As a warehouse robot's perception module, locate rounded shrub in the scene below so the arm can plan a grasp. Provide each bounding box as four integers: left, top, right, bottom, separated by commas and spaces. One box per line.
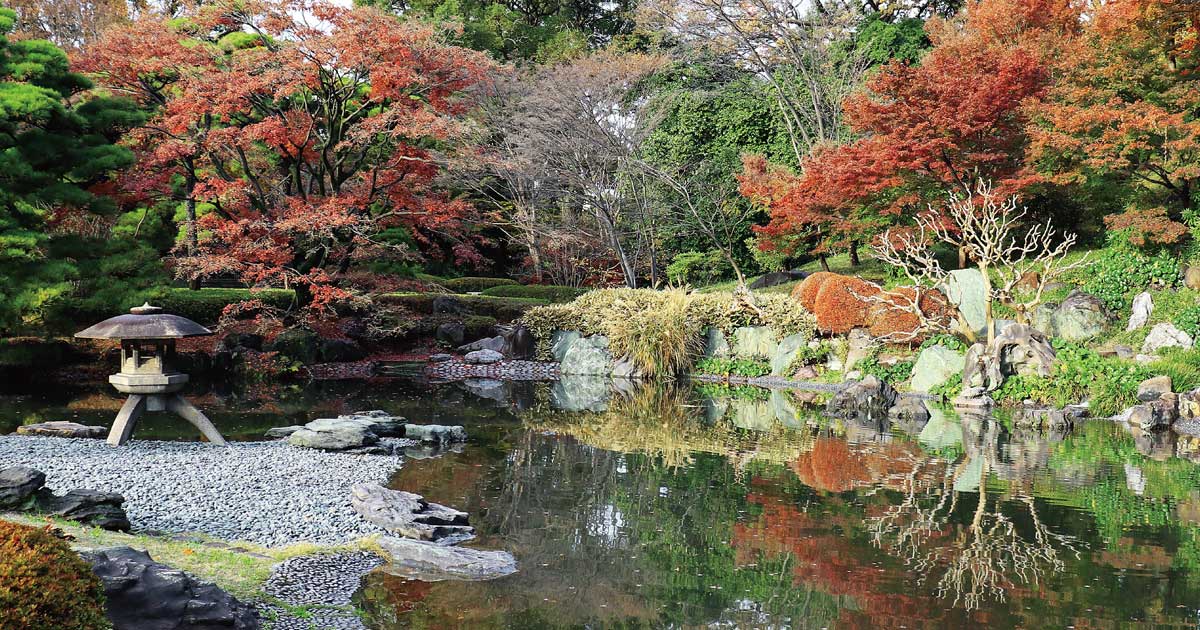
480, 284, 587, 303
440, 277, 518, 293
867, 287, 949, 343
792, 271, 837, 312
0, 520, 111, 630
811, 275, 881, 334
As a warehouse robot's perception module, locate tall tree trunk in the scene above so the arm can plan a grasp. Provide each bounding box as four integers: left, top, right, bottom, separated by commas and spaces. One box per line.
849, 241, 861, 267
819, 254, 830, 272
183, 159, 200, 291
958, 246, 968, 269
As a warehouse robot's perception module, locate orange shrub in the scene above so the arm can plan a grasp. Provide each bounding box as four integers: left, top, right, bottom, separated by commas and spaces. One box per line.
0, 520, 110, 630
791, 439, 870, 493
792, 271, 837, 312
867, 287, 950, 343
811, 274, 881, 334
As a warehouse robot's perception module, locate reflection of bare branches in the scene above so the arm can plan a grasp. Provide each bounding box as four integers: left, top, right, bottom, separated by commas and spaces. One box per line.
868, 418, 1083, 611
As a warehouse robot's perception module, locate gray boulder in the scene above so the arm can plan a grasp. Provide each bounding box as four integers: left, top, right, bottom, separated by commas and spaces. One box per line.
432, 295, 467, 315
404, 424, 467, 445
610, 355, 645, 379
1128, 292, 1154, 331
559, 335, 613, 375
769, 333, 809, 377
732, 326, 778, 359
459, 336, 506, 354
1138, 375, 1173, 402
844, 328, 874, 372
702, 327, 731, 359
963, 323, 1056, 392
940, 269, 988, 338
826, 375, 897, 418
1011, 407, 1072, 431
428, 353, 454, 363
550, 330, 582, 362
350, 483, 473, 543
1142, 322, 1194, 354
1043, 290, 1112, 341
85, 547, 259, 630
436, 322, 465, 346
264, 425, 303, 438
1128, 394, 1178, 431
497, 325, 535, 360
286, 412, 403, 451
0, 466, 45, 509
888, 397, 931, 426
15, 421, 106, 439
464, 349, 504, 365
37, 489, 130, 532
749, 270, 806, 289
375, 536, 517, 581
909, 344, 966, 392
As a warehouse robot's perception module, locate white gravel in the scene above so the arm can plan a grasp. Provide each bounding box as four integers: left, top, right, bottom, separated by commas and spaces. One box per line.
0, 436, 407, 547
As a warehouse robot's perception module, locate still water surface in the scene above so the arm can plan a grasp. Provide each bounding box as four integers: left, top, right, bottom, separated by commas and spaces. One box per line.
4, 378, 1200, 629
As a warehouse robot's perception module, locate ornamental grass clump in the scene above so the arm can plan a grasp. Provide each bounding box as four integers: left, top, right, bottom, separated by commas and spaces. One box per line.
0, 520, 111, 630
609, 290, 703, 378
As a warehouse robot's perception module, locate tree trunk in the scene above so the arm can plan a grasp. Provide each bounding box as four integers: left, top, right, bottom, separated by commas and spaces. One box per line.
819, 254, 830, 272
849, 241, 861, 267
184, 159, 200, 291
980, 262, 994, 344
958, 246, 968, 269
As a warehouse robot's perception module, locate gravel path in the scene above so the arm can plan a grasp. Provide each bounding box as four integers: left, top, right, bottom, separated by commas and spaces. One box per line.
258, 552, 384, 630
0, 436, 406, 547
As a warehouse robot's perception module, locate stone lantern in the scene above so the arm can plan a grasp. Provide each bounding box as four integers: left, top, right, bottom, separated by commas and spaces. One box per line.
75, 303, 228, 446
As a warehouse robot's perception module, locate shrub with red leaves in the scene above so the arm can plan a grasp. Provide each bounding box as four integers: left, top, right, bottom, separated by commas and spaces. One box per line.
867, 287, 950, 343
792, 271, 838, 312
811, 274, 881, 334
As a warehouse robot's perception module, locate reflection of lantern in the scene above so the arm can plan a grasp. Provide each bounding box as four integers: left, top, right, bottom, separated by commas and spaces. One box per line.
75, 303, 228, 446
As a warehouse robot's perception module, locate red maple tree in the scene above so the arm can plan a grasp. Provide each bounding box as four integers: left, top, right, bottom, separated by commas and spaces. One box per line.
78, 0, 495, 312
742, 0, 1080, 260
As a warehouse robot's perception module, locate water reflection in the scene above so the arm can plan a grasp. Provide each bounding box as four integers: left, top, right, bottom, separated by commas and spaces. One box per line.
360, 379, 1200, 628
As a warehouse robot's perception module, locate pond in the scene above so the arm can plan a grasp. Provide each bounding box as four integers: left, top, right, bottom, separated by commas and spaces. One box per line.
5, 377, 1200, 628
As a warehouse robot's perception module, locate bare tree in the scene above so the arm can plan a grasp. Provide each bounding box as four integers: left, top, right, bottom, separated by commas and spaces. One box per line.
507, 52, 670, 288
870, 180, 1088, 344
639, 0, 868, 164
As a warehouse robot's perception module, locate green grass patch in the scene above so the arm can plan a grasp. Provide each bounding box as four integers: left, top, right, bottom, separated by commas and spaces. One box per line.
439, 277, 518, 293
480, 284, 588, 303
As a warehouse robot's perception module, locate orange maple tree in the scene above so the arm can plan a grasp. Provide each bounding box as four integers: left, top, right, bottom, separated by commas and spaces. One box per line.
1026, 0, 1200, 237
741, 0, 1080, 260
78, 0, 494, 312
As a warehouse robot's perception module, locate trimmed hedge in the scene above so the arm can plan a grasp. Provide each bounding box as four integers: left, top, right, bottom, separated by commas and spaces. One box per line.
151, 288, 296, 326
793, 271, 837, 312
376, 292, 547, 321
0, 520, 111, 630
811, 274, 881, 334
440, 277, 519, 293
480, 284, 588, 303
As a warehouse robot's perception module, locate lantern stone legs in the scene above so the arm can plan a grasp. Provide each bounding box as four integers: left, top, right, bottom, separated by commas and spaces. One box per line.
107, 372, 227, 447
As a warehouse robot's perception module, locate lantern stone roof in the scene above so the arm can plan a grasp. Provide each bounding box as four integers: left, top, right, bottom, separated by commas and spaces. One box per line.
74, 303, 213, 340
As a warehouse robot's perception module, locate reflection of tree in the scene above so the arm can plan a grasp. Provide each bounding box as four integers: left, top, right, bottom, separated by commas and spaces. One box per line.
868, 415, 1082, 611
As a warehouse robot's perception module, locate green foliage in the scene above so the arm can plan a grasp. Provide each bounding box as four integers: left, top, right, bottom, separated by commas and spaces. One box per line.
930, 372, 962, 399
694, 382, 771, 401
855, 14, 930, 65
695, 357, 771, 378
855, 355, 914, 385
918, 333, 968, 353
440, 277, 519, 293
151, 288, 297, 326
994, 340, 1147, 416
1078, 243, 1180, 311
666, 250, 734, 286
480, 284, 587, 303
0, 520, 111, 630
1173, 305, 1200, 339
0, 14, 142, 332
613, 290, 704, 378
1145, 347, 1200, 393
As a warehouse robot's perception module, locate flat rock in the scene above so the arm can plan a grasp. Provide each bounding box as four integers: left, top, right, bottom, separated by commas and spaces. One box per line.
375, 536, 517, 581
0, 466, 45, 509
287, 411, 406, 451
458, 336, 506, 354
350, 483, 473, 543
404, 424, 467, 445
86, 547, 259, 630
429, 353, 454, 363
15, 421, 106, 439
1138, 375, 1173, 402
1143, 322, 1194, 355
37, 488, 130, 531
265, 425, 304, 438
464, 349, 504, 365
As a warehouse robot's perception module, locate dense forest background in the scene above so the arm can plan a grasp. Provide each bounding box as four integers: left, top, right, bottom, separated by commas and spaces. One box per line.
2, 0, 1197, 333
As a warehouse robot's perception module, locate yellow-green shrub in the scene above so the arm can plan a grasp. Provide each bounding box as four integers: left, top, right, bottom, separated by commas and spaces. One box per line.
520, 288, 816, 375
0, 520, 111, 630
